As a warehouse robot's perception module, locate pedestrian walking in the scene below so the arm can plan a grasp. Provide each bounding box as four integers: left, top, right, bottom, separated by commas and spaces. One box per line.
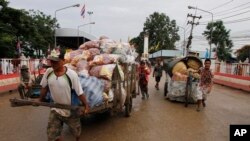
18, 65, 32, 99
138, 60, 151, 100
163, 60, 170, 97
163, 73, 170, 97
197, 58, 213, 112
153, 61, 163, 90
39, 49, 89, 141
38, 59, 44, 70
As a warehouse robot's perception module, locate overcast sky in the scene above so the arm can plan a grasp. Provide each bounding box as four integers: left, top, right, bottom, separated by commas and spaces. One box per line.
8, 0, 250, 51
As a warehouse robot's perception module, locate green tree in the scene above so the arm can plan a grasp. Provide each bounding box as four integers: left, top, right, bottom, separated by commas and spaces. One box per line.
0, 0, 8, 8
23, 10, 55, 58
0, 1, 56, 58
203, 20, 233, 61
0, 6, 30, 57
235, 45, 250, 62
130, 36, 144, 54
130, 12, 180, 55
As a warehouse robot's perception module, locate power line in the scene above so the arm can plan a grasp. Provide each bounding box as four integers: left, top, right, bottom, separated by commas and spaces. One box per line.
233, 43, 250, 46
231, 30, 250, 35
220, 9, 250, 20
231, 35, 250, 38
193, 35, 250, 39
233, 41, 250, 43
209, 0, 234, 11
200, 9, 250, 23
232, 39, 250, 41
199, 16, 250, 25
185, 2, 235, 33
192, 39, 207, 41
203, 2, 250, 17
191, 36, 249, 42
234, 42, 250, 44
217, 1, 250, 13
214, 5, 250, 17
232, 37, 250, 39
191, 37, 206, 40
224, 17, 250, 24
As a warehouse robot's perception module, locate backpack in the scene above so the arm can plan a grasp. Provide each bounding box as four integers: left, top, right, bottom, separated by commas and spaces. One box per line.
46, 69, 81, 106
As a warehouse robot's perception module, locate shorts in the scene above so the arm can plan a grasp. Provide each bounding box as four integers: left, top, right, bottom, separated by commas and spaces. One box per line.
47, 110, 81, 141
155, 76, 161, 82
195, 87, 210, 101
201, 88, 210, 100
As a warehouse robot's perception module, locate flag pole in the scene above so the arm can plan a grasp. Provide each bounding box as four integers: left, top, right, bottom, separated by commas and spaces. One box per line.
16, 36, 21, 58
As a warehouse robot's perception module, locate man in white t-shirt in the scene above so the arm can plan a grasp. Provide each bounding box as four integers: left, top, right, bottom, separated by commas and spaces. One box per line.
39, 49, 89, 141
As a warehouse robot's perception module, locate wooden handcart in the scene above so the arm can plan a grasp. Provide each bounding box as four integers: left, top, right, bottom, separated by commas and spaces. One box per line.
12, 63, 139, 117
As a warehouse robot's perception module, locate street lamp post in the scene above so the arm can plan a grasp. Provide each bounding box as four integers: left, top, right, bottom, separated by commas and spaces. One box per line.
77, 22, 95, 47
177, 26, 186, 56
188, 6, 213, 58
54, 4, 80, 48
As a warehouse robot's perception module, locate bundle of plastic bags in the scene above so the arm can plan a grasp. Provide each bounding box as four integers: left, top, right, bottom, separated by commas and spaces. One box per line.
79, 74, 104, 108
63, 36, 137, 107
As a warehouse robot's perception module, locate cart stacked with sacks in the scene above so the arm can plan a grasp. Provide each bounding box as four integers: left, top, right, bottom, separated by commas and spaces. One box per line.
165, 55, 203, 107
10, 36, 139, 117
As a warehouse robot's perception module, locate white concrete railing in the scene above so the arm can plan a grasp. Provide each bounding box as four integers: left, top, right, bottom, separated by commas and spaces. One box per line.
0, 58, 45, 75
214, 62, 250, 76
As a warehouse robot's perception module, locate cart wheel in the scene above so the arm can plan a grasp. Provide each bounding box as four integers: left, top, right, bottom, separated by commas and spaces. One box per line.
125, 96, 132, 117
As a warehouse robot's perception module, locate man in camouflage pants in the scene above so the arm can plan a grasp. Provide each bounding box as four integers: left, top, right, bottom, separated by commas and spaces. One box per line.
18, 65, 32, 99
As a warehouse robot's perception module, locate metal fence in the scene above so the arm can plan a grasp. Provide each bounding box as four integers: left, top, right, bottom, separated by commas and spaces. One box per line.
215, 62, 250, 76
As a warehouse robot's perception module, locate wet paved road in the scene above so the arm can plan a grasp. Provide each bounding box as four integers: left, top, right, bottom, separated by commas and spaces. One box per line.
0, 74, 250, 141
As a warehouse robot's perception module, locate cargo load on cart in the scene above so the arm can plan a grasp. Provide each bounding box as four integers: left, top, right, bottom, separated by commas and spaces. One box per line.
165, 56, 203, 103
11, 36, 140, 118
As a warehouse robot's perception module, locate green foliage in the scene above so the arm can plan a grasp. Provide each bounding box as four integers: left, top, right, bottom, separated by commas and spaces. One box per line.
130, 36, 144, 54
130, 12, 180, 56
235, 45, 250, 62
203, 20, 233, 61
0, 0, 8, 8
23, 10, 55, 58
0, 2, 56, 58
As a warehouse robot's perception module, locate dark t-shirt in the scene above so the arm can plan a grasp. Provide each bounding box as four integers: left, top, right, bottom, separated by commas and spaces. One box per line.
154, 65, 163, 77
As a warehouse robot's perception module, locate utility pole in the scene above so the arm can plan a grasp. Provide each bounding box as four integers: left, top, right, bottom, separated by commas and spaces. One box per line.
186, 14, 201, 56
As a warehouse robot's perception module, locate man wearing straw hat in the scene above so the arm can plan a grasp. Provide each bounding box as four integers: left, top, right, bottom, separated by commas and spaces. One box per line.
39, 49, 89, 141
18, 65, 32, 99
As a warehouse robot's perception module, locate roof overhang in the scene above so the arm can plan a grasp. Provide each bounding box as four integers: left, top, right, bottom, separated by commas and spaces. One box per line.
54, 28, 97, 49
55, 28, 97, 41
